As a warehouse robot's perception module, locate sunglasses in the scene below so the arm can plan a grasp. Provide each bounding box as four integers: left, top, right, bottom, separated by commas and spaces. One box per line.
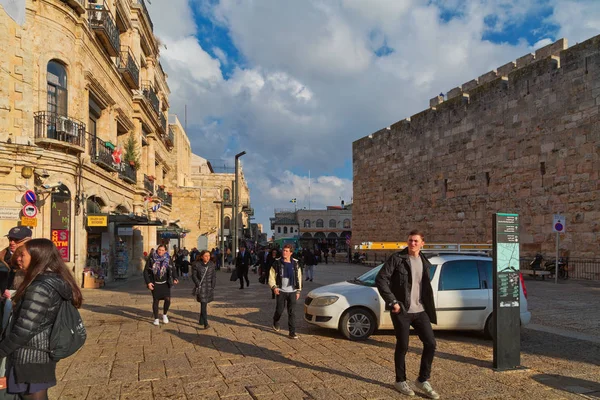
8, 237, 26, 243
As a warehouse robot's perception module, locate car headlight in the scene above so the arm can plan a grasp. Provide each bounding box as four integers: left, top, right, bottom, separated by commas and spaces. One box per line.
311, 296, 339, 306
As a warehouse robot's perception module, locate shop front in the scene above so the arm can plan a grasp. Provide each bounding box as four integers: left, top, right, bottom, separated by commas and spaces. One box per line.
85, 213, 109, 288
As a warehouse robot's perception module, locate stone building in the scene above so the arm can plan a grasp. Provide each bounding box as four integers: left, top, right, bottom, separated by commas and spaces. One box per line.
0, 0, 181, 282
353, 36, 600, 258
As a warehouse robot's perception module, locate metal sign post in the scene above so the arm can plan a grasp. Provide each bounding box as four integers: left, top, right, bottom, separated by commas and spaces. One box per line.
493, 213, 525, 371
552, 214, 565, 284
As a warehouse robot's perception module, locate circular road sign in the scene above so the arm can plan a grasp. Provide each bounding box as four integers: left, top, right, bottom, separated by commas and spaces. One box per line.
22, 204, 38, 218
24, 190, 37, 204
554, 222, 564, 232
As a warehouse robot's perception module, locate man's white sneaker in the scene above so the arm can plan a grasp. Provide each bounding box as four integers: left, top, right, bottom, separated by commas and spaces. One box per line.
162, 314, 169, 324
394, 381, 415, 396
153, 319, 160, 326
415, 380, 440, 399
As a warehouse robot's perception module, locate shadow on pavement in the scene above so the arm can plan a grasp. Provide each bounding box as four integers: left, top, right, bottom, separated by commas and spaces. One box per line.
532, 374, 600, 397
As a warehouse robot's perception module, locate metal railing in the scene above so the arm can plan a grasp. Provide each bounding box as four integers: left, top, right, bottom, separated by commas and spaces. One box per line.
132, 0, 153, 31
143, 174, 154, 194
118, 161, 137, 184
208, 159, 235, 173
88, 3, 120, 56
520, 256, 600, 281
141, 81, 159, 114
34, 112, 86, 148
165, 193, 172, 206
156, 187, 168, 202
165, 125, 174, 148
117, 46, 139, 89
89, 136, 118, 171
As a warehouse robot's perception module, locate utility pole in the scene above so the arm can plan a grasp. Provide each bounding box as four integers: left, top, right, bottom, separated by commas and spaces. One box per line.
213, 200, 225, 269
233, 151, 246, 259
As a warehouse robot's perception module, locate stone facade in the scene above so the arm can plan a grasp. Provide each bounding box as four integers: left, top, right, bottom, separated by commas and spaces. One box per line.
353, 36, 600, 258
0, 0, 180, 282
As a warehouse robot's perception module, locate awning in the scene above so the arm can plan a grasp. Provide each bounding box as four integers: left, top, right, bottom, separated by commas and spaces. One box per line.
109, 214, 164, 226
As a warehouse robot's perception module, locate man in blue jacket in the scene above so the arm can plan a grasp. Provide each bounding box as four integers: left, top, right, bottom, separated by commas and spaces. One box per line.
375, 230, 439, 399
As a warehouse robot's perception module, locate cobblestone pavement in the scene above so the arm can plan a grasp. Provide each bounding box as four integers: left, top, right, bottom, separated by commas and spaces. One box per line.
50, 262, 600, 399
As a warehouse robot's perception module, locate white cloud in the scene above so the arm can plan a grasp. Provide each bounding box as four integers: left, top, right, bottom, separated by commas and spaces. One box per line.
146, 0, 600, 233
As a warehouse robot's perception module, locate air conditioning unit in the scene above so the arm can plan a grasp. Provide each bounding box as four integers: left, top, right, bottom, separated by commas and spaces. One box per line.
56, 117, 78, 136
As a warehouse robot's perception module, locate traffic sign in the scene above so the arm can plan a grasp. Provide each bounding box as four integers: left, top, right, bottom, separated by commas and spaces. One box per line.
21, 216, 37, 227
24, 190, 37, 204
553, 214, 565, 233
22, 204, 38, 218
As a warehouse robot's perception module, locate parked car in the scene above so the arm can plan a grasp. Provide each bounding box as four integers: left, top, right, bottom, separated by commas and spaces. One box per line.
304, 253, 531, 340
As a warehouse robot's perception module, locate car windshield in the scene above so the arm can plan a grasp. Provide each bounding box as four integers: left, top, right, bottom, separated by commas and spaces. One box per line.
353, 264, 438, 286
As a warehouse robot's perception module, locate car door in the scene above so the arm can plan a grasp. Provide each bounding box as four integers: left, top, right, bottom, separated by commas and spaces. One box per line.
436, 260, 489, 329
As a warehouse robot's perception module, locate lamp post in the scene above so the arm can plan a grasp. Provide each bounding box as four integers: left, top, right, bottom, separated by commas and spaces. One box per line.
232, 151, 246, 259
213, 200, 225, 269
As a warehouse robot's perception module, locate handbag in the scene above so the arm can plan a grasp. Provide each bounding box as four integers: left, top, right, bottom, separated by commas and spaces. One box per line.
229, 268, 238, 282
192, 266, 209, 301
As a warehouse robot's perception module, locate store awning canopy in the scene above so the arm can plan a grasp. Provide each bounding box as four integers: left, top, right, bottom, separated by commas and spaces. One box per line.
109, 214, 164, 226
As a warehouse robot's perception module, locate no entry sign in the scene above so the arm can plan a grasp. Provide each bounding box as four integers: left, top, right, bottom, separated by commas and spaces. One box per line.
22, 204, 38, 218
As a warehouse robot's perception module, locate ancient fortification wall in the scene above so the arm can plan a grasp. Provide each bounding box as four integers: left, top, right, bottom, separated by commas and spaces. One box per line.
353, 35, 600, 257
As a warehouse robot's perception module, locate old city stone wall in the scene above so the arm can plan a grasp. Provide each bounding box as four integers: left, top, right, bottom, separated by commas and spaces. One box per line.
353, 36, 600, 258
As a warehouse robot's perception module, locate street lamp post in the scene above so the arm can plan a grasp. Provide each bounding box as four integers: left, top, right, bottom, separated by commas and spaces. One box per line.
232, 151, 246, 259
213, 200, 225, 269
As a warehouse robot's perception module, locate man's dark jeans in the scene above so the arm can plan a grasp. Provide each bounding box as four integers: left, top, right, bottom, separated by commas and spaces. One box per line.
238, 265, 249, 288
273, 291, 297, 334
390, 311, 436, 383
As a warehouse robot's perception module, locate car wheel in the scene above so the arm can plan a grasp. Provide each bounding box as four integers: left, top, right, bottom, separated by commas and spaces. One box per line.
484, 314, 495, 340
340, 308, 376, 341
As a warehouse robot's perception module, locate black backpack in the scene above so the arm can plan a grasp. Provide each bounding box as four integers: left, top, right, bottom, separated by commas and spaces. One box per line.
46, 299, 86, 360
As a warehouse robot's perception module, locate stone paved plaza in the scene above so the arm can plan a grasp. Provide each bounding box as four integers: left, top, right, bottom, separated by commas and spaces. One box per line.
50, 263, 600, 399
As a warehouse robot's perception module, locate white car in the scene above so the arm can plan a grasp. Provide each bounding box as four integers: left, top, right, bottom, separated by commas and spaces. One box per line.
304, 254, 531, 340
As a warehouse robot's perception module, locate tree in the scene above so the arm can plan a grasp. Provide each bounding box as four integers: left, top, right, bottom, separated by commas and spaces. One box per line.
123, 133, 140, 170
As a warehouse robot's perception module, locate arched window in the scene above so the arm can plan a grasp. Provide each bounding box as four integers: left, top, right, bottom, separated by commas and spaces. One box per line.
86, 196, 105, 214
277, 226, 281, 233
329, 219, 336, 228
223, 188, 230, 202
284, 227, 288, 234
304, 219, 311, 228
316, 219, 324, 228
343, 219, 351, 229
224, 216, 231, 229
47, 60, 68, 116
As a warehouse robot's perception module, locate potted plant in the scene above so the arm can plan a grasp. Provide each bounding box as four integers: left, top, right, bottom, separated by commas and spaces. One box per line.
159, 184, 166, 190
148, 175, 155, 181
167, 192, 172, 196
123, 133, 141, 170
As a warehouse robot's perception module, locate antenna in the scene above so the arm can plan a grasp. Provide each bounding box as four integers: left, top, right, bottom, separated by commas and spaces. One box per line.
308, 170, 311, 210
184, 104, 187, 132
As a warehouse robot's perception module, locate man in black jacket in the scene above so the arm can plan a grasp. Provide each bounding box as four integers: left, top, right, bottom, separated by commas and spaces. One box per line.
268, 244, 302, 339
235, 244, 252, 289
375, 230, 439, 399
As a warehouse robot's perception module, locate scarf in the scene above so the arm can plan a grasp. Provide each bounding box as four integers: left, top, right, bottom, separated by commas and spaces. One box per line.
151, 252, 170, 279
283, 259, 295, 287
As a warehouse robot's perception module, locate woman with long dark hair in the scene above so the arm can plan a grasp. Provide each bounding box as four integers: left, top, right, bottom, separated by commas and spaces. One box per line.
0, 238, 83, 400
144, 244, 178, 326
191, 250, 216, 329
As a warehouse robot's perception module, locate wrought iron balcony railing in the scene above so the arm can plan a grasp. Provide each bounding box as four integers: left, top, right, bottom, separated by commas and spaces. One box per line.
141, 81, 160, 114
88, 3, 120, 57
156, 187, 168, 203
132, 0, 153, 31
117, 46, 139, 89
165, 126, 174, 149
34, 112, 86, 149
143, 174, 154, 194
63, 0, 86, 14
165, 193, 172, 206
118, 161, 137, 184
89, 135, 118, 172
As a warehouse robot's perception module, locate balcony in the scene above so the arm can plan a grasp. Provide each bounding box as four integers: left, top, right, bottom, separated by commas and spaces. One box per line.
156, 187, 168, 203
165, 193, 172, 206
63, 0, 86, 14
141, 81, 159, 115
132, 0, 153, 31
89, 136, 119, 172
88, 3, 120, 57
159, 112, 167, 134
34, 112, 86, 152
118, 162, 137, 184
143, 174, 154, 194
117, 47, 139, 89
165, 126, 174, 149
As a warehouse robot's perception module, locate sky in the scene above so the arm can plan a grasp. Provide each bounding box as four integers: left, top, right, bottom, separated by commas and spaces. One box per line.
145, 0, 600, 234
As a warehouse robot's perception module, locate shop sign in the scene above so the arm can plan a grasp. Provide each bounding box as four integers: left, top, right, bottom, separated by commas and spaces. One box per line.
20, 216, 37, 227
118, 227, 133, 236
0, 207, 21, 220
51, 229, 69, 261
87, 215, 108, 227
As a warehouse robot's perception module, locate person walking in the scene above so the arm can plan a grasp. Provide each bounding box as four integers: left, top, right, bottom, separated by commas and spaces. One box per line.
331, 248, 336, 264
0, 226, 33, 299
375, 230, 439, 399
323, 247, 329, 264
235, 244, 252, 289
191, 250, 216, 329
303, 249, 316, 282
0, 238, 83, 399
269, 244, 302, 339
144, 244, 178, 326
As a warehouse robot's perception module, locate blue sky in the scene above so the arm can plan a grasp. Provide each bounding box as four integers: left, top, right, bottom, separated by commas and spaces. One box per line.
147, 0, 599, 233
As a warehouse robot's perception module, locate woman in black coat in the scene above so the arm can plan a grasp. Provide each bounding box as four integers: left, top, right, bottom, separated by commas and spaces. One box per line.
191, 250, 216, 329
0, 238, 83, 399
